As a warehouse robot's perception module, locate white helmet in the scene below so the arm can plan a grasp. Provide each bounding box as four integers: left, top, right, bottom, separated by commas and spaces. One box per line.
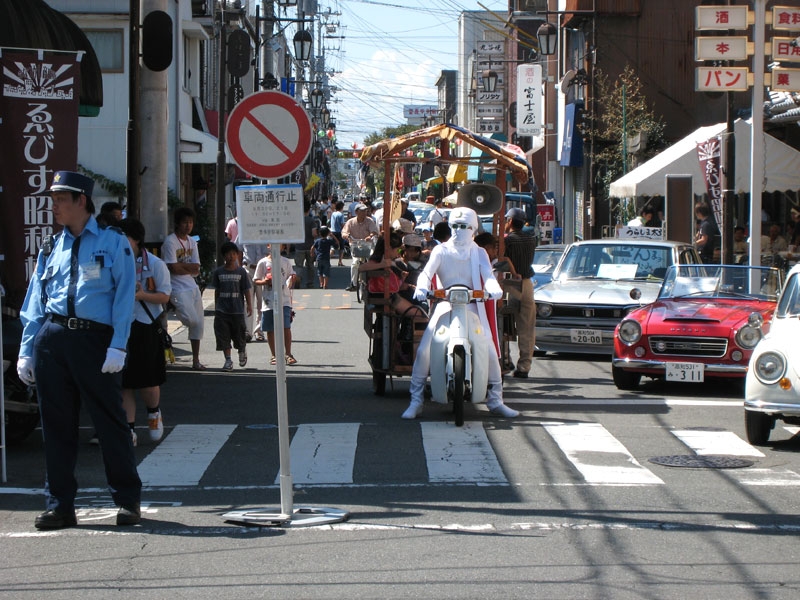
448, 207, 479, 232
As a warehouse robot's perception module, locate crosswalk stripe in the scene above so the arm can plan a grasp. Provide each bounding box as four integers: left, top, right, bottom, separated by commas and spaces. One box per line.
543, 422, 664, 485
671, 430, 765, 457
278, 423, 360, 484
137, 424, 237, 486
732, 468, 800, 486
420, 422, 507, 483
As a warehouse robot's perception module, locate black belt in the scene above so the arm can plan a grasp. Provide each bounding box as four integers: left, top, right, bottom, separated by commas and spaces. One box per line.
47, 313, 113, 332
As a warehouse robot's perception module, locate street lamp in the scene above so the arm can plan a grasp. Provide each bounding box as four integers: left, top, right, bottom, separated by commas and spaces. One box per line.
309, 87, 324, 110
293, 29, 313, 61
537, 22, 558, 56
482, 70, 498, 93
320, 106, 330, 127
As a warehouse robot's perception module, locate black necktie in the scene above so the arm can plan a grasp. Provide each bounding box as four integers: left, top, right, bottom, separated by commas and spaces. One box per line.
67, 234, 81, 317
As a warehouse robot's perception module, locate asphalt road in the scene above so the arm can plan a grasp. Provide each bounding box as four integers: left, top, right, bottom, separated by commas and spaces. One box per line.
2, 263, 800, 599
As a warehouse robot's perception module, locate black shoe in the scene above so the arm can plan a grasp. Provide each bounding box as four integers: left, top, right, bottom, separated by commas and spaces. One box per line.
512, 370, 529, 379
35, 509, 77, 530
116, 504, 141, 526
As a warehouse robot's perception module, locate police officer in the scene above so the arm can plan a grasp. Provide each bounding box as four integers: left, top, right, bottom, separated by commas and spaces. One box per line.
17, 171, 142, 529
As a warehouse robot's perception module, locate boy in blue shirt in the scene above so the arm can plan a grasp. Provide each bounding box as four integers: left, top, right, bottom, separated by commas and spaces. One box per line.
311, 226, 339, 290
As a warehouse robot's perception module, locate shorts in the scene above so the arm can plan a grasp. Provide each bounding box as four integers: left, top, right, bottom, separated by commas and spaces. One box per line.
214, 312, 247, 351
122, 320, 166, 389
170, 287, 204, 340
316, 261, 331, 278
261, 305, 292, 331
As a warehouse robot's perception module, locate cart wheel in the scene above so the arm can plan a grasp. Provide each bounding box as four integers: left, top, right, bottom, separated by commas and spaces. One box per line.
357, 276, 366, 304
744, 410, 774, 445
373, 371, 386, 396
453, 346, 465, 427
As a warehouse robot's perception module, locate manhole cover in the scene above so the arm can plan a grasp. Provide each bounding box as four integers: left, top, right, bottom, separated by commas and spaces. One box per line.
649, 455, 754, 469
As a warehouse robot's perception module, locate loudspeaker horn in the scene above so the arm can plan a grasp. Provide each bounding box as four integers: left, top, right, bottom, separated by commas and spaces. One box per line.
456, 183, 503, 215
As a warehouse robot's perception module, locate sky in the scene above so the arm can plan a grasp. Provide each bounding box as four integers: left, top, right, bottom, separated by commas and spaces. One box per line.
307, 0, 510, 147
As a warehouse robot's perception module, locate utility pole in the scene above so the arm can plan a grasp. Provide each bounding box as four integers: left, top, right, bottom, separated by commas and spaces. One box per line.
215, 5, 228, 261
127, 0, 141, 219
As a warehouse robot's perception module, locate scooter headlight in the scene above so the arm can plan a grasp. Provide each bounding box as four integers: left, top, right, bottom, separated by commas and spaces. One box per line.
617, 320, 642, 345
448, 289, 470, 304
753, 351, 787, 385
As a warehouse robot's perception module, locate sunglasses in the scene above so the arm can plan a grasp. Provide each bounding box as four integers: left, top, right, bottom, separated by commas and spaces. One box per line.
451, 223, 472, 230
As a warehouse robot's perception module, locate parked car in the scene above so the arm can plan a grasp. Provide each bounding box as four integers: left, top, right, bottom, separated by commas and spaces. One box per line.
404, 192, 421, 203
534, 239, 701, 355
743, 263, 800, 444
532, 244, 567, 289
612, 264, 783, 391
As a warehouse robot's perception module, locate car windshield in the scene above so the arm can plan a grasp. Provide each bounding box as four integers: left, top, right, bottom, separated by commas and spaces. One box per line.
774, 271, 800, 317
659, 264, 783, 302
556, 243, 672, 280
533, 246, 564, 273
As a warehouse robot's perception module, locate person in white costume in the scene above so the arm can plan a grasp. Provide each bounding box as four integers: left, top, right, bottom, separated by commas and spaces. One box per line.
402, 207, 520, 420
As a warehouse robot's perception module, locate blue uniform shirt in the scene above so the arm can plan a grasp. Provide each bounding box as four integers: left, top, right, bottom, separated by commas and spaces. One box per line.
20, 216, 136, 356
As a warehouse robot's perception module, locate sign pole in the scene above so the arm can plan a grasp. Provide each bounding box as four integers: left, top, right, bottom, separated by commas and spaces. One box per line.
748, 0, 766, 268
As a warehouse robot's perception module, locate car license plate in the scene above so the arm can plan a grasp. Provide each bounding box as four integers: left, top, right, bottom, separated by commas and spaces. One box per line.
666, 362, 705, 382
570, 328, 603, 344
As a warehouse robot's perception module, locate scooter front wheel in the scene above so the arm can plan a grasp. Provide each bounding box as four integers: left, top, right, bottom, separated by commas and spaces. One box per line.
453, 346, 465, 427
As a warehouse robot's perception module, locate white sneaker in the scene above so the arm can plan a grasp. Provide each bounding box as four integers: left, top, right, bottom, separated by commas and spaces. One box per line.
223, 358, 233, 371
131, 429, 138, 447
148, 410, 164, 442
238, 349, 248, 367
487, 403, 520, 418
401, 401, 423, 420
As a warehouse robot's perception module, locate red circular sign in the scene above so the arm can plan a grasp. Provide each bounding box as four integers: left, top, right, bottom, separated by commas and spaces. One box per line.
226, 91, 313, 179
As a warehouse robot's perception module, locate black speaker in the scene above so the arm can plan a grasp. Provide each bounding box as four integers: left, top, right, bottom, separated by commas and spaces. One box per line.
456, 183, 503, 215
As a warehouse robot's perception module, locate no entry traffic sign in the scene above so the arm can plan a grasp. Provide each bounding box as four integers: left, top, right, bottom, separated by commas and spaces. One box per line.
226, 91, 313, 179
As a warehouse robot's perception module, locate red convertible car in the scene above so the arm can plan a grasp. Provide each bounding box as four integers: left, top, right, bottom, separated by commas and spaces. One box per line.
612, 264, 784, 390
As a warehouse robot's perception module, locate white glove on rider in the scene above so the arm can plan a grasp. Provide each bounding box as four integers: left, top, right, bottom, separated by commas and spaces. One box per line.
101, 348, 127, 374
413, 286, 429, 303
484, 279, 503, 301
17, 356, 35, 386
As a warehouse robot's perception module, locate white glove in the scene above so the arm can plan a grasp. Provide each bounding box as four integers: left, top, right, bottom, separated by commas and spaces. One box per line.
484, 279, 503, 301
101, 348, 127, 373
413, 287, 429, 302
17, 356, 35, 386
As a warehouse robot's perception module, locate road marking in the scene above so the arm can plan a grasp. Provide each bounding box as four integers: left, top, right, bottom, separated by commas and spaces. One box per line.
278, 423, 360, 484
420, 421, 507, 483
671, 429, 765, 457
543, 422, 664, 485
732, 468, 800, 486
137, 424, 237, 486
514, 398, 742, 407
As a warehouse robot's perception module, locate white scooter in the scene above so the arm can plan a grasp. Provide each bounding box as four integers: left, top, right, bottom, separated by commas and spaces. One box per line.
427, 285, 491, 427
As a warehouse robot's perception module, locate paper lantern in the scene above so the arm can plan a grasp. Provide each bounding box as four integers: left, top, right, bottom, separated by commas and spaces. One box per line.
434, 148, 441, 157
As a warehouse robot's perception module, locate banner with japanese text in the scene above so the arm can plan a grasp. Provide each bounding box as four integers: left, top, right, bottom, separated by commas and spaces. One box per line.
0, 48, 82, 308
696, 136, 723, 241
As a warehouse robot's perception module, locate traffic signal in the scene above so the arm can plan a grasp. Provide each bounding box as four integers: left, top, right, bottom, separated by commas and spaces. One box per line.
142, 11, 173, 72
227, 29, 251, 78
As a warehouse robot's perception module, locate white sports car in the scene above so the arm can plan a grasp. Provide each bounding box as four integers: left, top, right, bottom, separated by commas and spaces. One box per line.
744, 264, 800, 445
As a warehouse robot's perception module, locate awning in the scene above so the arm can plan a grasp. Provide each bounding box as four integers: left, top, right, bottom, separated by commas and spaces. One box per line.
609, 118, 800, 197
446, 163, 467, 183
182, 20, 209, 40
179, 121, 232, 164
424, 176, 443, 185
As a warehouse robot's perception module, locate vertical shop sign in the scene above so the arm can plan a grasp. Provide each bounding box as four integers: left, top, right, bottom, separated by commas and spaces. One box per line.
516, 64, 542, 136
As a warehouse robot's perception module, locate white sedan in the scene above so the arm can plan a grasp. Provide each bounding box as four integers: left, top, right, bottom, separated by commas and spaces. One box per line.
744, 264, 800, 444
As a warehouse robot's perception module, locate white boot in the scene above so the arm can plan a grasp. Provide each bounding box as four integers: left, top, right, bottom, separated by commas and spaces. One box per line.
401, 400, 423, 419
403, 378, 425, 419
486, 401, 520, 418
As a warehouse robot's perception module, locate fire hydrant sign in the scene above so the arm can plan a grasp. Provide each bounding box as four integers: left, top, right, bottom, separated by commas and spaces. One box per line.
235, 184, 304, 244
226, 91, 313, 179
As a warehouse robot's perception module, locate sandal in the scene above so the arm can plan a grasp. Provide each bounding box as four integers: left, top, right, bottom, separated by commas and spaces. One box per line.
270, 356, 277, 365
192, 362, 207, 371
285, 354, 298, 365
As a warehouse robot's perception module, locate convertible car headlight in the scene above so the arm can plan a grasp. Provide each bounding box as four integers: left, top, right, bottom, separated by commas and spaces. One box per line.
618, 320, 642, 345
753, 351, 787, 385
537, 303, 553, 318
735, 324, 762, 349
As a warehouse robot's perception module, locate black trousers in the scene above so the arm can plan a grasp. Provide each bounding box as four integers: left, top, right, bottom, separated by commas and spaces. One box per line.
33, 319, 141, 513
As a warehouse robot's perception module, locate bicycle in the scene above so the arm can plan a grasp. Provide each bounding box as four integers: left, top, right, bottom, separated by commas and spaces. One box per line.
350, 238, 375, 303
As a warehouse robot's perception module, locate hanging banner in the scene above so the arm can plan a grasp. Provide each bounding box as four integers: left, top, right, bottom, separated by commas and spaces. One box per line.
0, 48, 82, 308
696, 136, 723, 239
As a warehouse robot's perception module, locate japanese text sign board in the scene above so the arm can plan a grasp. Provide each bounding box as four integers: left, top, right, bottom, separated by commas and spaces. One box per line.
695, 66, 750, 92
695, 36, 749, 61
771, 68, 800, 92
617, 226, 665, 241
773, 6, 800, 31
695, 6, 749, 30
235, 184, 304, 244
516, 64, 542, 136
773, 38, 800, 61
226, 91, 312, 180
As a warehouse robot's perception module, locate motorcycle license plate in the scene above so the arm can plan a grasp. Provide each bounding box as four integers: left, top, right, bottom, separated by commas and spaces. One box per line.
570, 328, 603, 344
666, 362, 704, 382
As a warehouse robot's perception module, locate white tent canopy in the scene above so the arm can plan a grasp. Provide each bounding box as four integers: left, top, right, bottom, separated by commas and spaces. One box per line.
608, 119, 800, 198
